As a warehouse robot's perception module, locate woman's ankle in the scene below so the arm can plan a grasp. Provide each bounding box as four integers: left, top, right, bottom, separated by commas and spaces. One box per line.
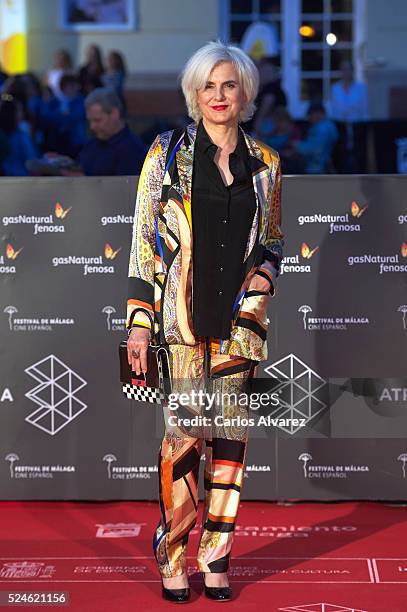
162, 572, 189, 587
203, 571, 229, 586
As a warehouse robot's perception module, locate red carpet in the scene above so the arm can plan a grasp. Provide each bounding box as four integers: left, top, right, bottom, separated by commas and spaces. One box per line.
0, 501, 406, 611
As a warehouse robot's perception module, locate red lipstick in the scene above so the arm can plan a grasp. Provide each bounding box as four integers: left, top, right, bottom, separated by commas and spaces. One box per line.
212, 105, 227, 111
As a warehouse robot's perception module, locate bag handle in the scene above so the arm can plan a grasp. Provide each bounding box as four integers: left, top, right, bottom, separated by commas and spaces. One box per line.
128, 307, 158, 345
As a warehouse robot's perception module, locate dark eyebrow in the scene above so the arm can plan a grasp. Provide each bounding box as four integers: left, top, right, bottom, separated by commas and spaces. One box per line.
205, 80, 238, 85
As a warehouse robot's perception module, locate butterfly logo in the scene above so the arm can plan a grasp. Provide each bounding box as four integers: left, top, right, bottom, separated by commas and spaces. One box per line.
104, 243, 122, 259
6, 243, 23, 259
54, 202, 72, 219
301, 242, 319, 259
351, 201, 369, 217
401, 242, 407, 258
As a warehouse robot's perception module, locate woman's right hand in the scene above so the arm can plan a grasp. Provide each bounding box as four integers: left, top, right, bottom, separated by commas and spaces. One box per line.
127, 327, 150, 375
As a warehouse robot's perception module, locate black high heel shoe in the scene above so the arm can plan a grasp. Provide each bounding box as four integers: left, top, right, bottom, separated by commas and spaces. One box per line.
203, 573, 232, 601
161, 578, 190, 603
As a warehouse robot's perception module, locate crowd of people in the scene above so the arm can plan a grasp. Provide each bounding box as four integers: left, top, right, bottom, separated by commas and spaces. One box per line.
245, 56, 369, 174
0, 44, 146, 177
0, 44, 369, 177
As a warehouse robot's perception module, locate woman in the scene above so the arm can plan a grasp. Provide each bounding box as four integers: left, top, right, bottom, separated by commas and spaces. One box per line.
78, 44, 105, 95
266, 107, 304, 174
46, 49, 74, 100
126, 40, 284, 603
0, 94, 37, 176
328, 60, 369, 173
249, 57, 287, 139
102, 50, 127, 105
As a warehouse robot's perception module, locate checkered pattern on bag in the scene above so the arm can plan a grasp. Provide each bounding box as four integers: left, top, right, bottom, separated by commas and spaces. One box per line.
122, 383, 166, 404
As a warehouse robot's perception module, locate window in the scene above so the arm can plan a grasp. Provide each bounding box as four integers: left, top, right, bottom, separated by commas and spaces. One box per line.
299, 0, 354, 102
221, 0, 364, 117
227, 0, 283, 69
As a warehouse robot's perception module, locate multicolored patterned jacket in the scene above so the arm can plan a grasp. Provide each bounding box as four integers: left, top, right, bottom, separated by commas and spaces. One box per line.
126, 121, 284, 361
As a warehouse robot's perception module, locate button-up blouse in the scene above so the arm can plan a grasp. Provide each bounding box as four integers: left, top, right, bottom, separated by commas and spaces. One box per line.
191, 119, 257, 339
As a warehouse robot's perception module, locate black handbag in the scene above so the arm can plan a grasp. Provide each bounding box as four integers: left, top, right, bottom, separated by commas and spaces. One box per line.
119, 310, 172, 404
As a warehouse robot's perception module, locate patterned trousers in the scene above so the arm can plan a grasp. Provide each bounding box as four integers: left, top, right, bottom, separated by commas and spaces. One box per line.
153, 336, 257, 577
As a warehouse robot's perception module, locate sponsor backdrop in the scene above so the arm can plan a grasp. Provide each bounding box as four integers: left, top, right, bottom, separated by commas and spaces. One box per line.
0, 175, 406, 501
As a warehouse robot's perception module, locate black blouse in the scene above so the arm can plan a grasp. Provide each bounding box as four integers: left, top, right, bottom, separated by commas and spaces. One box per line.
191, 119, 257, 339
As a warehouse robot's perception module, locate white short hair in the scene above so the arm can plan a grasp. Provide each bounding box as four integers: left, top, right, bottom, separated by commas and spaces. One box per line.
180, 40, 259, 123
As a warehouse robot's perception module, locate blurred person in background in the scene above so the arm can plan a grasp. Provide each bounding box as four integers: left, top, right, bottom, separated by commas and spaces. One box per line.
2, 73, 53, 154
0, 94, 37, 176
266, 107, 304, 174
23, 73, 44, 117
46, 49, 74, 100
0, 62, 8, 91
0, 130, 9, 172
62, 87, 145, 176
41, 75, 87, 159
78, 44, 105, 95
102, 50, 127, 109
2, 76, 31, 133
328, 59, 369, 173
246, 56, 287, 138
21, 72, 47, 151
294, 102, 338, 174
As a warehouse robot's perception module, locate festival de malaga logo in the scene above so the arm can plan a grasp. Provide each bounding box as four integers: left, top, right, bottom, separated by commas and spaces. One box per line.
102, 454, 157, 480
297, 452, 370, 480
101, 305, 126, 331
3, 305, 75, 332
297, 304, 370, 331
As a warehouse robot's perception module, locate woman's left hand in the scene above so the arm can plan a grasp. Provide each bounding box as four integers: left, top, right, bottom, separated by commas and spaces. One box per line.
248, 272, 272, 294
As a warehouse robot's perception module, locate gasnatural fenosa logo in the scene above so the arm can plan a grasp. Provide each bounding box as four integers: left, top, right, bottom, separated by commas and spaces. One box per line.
51, 242, 122, 275
1, 202, 71, 234
347, 242, 407, 273
280, 243, 319, 275
0, 242, 24, 275
297, 199, 369, 234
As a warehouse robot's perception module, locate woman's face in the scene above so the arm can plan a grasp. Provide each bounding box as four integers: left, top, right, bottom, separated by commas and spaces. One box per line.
87, 45, 98, 63
196, 61, 245, 127
55, 50, 66, 68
